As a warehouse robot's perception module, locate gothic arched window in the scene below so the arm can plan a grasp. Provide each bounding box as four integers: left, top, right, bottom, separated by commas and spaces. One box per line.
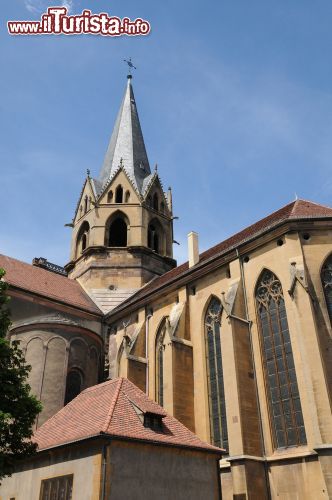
109, 217, 127, 247
64, 369, 83, 405
148, 224, 159, 253
205, 297, 228, 450
107, 190, 113, 203
76, 221, 89, 257
115, 185, 123, 203
321, 255, 332, 322
155, 320, 167, 406
256, 270, 306, 448
125, 190, 130, 203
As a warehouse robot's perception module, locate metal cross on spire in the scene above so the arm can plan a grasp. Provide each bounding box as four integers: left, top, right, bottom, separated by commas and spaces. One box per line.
123, 57, 137, 76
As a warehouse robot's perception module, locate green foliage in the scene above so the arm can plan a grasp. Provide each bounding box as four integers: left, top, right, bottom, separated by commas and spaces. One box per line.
0, 268, 42, 481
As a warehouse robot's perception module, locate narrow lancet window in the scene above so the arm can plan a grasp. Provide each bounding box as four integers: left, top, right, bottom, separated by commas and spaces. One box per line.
115, 185, 123, 203
148, 221, 164, 254
205, 297, 228, 451
321, 255, 332, 322
81, 233, 87, 252
256, 270, 306, 448
76, 221, 89, 257
156, 320, 166, 406
153, 193, 159, 211
64, 369, 83, 405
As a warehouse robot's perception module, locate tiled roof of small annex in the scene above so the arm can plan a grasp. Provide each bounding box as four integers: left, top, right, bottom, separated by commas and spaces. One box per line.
0, 254, 101, 315
109, 199, 332, 312
34, 377, 222, 454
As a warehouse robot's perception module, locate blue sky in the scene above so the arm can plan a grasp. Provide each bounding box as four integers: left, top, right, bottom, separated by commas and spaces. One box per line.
1, 1, 332, 266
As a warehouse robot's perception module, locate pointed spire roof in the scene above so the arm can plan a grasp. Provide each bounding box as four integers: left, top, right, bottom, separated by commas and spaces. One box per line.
98, 76, 151, 194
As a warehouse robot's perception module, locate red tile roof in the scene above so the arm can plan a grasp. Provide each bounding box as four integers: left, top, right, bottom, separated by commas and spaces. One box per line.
110, 199, 332, 311
0, 254, 101, 315
34, 378, 222, 454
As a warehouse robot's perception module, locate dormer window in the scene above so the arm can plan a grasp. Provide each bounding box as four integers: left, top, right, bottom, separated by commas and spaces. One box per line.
143, 412, 163, 431
129, 401, 165, 432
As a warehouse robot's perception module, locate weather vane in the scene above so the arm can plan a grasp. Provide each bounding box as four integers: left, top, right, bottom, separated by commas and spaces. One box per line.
123, 57, 137, 75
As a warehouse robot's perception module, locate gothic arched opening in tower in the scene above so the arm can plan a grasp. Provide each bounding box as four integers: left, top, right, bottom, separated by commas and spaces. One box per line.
109, 217, 127, 247
148, 221, 164, 254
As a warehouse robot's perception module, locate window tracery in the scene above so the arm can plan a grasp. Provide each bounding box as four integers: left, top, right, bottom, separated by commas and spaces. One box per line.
321, 255, 332, 322
256, 270, 306, 448
155, 321, 167, 406
205, 297, 228, 451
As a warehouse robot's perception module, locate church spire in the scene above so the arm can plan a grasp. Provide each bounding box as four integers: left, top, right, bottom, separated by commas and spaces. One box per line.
98, 75, 151, 194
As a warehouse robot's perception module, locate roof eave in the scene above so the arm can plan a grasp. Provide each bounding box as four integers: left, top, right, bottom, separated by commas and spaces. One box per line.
36, 431, 223, 456
106, 215, 332, 319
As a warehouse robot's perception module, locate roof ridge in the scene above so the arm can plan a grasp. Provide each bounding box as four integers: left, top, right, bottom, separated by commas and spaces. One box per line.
290, 198, 332, 214
0, 253, 58, 272
101, 377, 124, 432
106, 197, 332, 316
81, 378, 115, 394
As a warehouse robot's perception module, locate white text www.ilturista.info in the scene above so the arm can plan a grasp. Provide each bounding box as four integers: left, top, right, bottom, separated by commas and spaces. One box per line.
7, 7, 151, 36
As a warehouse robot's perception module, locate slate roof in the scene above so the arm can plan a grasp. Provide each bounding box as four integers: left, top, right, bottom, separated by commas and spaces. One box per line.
34, 377, 222, 454
98, 76, 151, 194
0, 254, 101, 315
108, 199, 332, 313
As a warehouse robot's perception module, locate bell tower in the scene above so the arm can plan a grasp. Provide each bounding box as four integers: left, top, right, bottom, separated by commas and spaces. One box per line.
65, 75, 176, 301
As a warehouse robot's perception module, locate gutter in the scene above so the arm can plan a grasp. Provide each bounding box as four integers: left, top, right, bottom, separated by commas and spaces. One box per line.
36, 432, 223, 457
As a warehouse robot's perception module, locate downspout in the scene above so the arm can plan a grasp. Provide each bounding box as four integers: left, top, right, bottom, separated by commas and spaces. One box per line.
100, 444, 107, 500
236, 248, 271, 500
145, 312, 153, 395
217, 456, 223, 500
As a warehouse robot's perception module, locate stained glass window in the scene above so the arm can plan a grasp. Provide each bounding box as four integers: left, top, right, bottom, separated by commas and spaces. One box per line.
321, 255, 332, 322
256, 270, 306, 448
205, 297, 228, 451
155, 321, 166, 406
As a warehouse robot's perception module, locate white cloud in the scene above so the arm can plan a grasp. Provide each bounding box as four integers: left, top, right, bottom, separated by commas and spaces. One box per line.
24, 0, 74, 14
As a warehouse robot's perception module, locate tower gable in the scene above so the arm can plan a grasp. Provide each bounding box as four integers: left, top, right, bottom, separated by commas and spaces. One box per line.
98, 167, 141, 206
143, 173, 171, 217
73, 176, 97, 225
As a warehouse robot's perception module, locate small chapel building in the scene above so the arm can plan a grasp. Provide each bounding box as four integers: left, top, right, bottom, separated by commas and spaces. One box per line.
0, 378, 222, 500
0, 73, 332, 499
